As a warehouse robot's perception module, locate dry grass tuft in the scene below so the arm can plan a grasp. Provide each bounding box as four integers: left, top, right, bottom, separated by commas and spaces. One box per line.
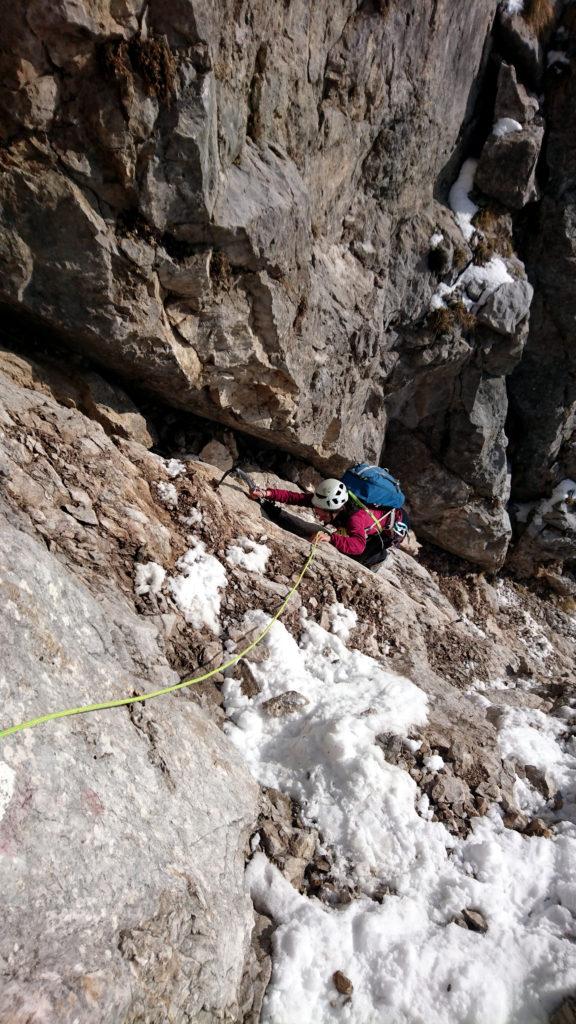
451, 301, 477, 332
210, 250, 232, 289
101, 35, 176, 105
472, 205, 514, 258
473, 237, 495, 266
427, 307, 454, 335
453, 245, 470, 271
130, 37, 176, 102
522, 0, 556, 39
427, 302, 476, 336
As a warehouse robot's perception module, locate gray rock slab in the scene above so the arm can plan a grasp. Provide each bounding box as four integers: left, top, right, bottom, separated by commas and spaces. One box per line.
477, 279, 534, 336
475, 123, 544, 209
494, 61, 539, 124
0, 518, 259, 1023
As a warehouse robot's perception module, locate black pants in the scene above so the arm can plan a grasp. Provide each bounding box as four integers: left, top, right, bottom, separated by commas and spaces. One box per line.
354, 534, 393, 568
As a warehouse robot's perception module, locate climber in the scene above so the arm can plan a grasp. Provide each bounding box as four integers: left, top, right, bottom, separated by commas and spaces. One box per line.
249, 471, 409, 568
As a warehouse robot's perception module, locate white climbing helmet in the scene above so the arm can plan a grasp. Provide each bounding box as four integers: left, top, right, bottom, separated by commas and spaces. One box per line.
312, 478, 349, 511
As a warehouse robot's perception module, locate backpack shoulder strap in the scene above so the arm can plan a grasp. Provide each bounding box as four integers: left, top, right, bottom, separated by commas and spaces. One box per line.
349, 492, 392, 534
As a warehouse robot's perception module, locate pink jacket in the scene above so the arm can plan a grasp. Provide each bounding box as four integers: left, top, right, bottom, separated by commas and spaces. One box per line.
264, 489, 397, 556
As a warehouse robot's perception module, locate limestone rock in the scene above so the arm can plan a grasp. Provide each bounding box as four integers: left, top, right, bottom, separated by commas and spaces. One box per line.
2, 359, 575, 1019
475, 122, 544, 209
508, 484, 576, 577
506, 27, 576, 509
0, 0, 515, 569
494, 61, 539, 124
80, 370, 156, 448
199, 439, 235, 472
386, 428, 511, 570
477, 280, 534, 336
262, 691, 310, 718
333, 971, 354, 996
496, 8, 548, 87
458, 908, 489, 933
550, 996, 576, 1024
524, 818, 553, 838
157, 250, 212, 307
0, 518, 259, 1023
524, 764, 559, 801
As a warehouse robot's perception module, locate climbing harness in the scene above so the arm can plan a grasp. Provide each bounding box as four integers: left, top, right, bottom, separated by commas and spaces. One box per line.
0, 540, 319, 741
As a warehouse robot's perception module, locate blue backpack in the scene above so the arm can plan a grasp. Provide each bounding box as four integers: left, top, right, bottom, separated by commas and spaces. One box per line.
342, 463, 405, 510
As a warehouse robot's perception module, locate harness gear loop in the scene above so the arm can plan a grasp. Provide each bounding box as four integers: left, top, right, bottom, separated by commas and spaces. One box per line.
0, 541, 319, 742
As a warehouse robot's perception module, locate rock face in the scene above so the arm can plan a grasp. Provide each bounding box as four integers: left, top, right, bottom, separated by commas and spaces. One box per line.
476, 279, 534, 336
0, 368, 260, 1022
0, 352, 575, 1016
0, 0, 524, 568
475, 121, 543, 209
494, 62, 540, 124
505, 3, 576, 570
0, 0, 573, 574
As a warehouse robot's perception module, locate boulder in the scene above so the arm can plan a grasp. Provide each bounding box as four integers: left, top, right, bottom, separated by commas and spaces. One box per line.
458, 908, 489, 933
80, 370, 156, 448
476, 279, 534, 336
385, 428, 511, 570
496, 9, 548, 87
508, 481, 576, 576
262, 691, 310, 717
475, 122, 544, 209
199, 438, 235, 472
494, 61, 539, 124
156, 250, 212, 308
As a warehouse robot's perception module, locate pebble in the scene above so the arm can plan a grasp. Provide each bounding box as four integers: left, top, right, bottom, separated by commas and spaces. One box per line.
333, 971, 354, 996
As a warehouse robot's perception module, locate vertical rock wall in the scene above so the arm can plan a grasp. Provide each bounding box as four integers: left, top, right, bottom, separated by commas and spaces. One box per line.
0, 0, 574, 571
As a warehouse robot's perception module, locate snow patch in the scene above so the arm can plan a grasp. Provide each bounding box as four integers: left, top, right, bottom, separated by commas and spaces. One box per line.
430, 231, 444, 248
226, 606, 576, 1023
531, 479, 576, 530
180, 507, 203, 528
424, 754, 445, 771
249, 816, 576, 1024
493, 117, 523, 137
431, 256, 513, 312
165, 458, 186, 479
134, 561, 166, 597
0, 762, 15, 822
461, 257, 513, 306
327, 602, 357, 642
225, 613, 428, 886
548, 50, 570, 67
226, 537, 270, 573
156, 481, 178, 508
449, 158, 478, 241
168, 541, 227, 634
499, 706, 570, 779
512, 501, 536, 524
